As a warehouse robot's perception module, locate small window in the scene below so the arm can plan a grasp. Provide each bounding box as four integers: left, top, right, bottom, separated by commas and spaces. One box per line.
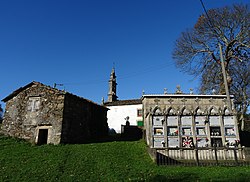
27, 97, 41, 112
137, 109, 142, 117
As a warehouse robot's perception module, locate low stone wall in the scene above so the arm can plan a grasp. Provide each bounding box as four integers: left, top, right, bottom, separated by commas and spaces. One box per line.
147, 147, 157, 162
242, 147, 250, 160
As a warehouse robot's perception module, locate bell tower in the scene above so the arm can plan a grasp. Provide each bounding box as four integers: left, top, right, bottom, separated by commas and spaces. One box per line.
108, 67, 118, 102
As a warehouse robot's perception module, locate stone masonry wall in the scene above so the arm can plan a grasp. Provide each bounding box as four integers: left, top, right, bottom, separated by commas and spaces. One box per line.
2, 83, 65, 144
61, 93, 108, 143
143, 96, 234, 116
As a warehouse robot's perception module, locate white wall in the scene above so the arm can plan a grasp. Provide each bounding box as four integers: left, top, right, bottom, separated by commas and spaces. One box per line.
107, 104, 142, 133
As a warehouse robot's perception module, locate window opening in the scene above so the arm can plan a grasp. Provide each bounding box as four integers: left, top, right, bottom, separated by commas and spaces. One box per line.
27, 97, 40, 112
137, 109, 142, 117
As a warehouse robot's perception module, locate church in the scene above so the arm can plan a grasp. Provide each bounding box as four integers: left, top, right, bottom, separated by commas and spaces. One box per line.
104, 68, 143, 134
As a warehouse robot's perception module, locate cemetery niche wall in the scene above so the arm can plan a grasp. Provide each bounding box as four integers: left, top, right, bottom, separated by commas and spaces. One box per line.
142, 93, 249, 162
142, 94, 240, 149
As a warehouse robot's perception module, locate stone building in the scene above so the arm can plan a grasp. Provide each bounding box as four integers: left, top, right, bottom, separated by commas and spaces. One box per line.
104, 68, 143, 134
1, 81, 108, 144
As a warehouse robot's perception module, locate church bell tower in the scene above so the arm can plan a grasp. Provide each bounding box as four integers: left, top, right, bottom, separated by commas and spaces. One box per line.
108, 67, 118, 102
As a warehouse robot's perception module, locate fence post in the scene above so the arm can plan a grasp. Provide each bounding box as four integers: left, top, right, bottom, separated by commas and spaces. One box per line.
156, 151, 161, 165
234, 145, 239, 166
194, 147, 199, 166
214, 144, 219, 166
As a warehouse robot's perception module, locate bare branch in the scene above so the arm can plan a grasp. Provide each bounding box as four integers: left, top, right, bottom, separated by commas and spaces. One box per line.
172, 4, 250, 116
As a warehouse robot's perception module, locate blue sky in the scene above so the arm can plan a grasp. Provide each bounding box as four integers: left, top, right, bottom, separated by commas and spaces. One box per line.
0, 0, 248, 107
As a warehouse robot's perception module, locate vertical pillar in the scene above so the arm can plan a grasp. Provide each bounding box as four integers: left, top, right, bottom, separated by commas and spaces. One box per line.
149, 114, 153, 147
220, 113, 226, 146
163, 115, 167, 148
192, 113, 196, 147
178, 113, 181, 148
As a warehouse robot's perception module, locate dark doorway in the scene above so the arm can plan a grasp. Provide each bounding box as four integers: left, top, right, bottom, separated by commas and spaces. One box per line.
37, 129, 48, 145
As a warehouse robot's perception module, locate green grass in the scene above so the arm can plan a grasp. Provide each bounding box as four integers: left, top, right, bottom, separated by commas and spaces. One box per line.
1, 135, 250, 182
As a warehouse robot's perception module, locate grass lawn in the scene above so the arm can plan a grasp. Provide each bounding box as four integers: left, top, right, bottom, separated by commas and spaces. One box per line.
1, 135, 250, 182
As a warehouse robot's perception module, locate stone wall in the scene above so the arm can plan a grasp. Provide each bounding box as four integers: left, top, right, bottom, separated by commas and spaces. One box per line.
61, 93, 108, 143
143, 95, 235, 116
1, 82, 65, 144
2, 81, 109, 144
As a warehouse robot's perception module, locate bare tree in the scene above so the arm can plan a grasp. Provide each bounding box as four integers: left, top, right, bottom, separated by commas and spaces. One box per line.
172, 4, 250, 128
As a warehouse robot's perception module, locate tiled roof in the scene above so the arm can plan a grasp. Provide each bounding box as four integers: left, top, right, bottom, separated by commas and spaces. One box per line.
104, 99, 142, 106
65, 93, 108, 110
1, 81, 53, 102
2, 81, 107, 109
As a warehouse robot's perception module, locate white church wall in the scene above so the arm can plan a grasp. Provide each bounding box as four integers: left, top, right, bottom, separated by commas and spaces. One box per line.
107, 104, 142, 133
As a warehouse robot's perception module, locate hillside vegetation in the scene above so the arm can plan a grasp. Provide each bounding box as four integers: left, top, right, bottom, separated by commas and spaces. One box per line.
1, 135, 250, 182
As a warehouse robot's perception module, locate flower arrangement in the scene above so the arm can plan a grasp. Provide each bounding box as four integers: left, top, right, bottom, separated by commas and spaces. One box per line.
182, 136, 194, 148
174, 130, 178, 135
196, 137, 201, 141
